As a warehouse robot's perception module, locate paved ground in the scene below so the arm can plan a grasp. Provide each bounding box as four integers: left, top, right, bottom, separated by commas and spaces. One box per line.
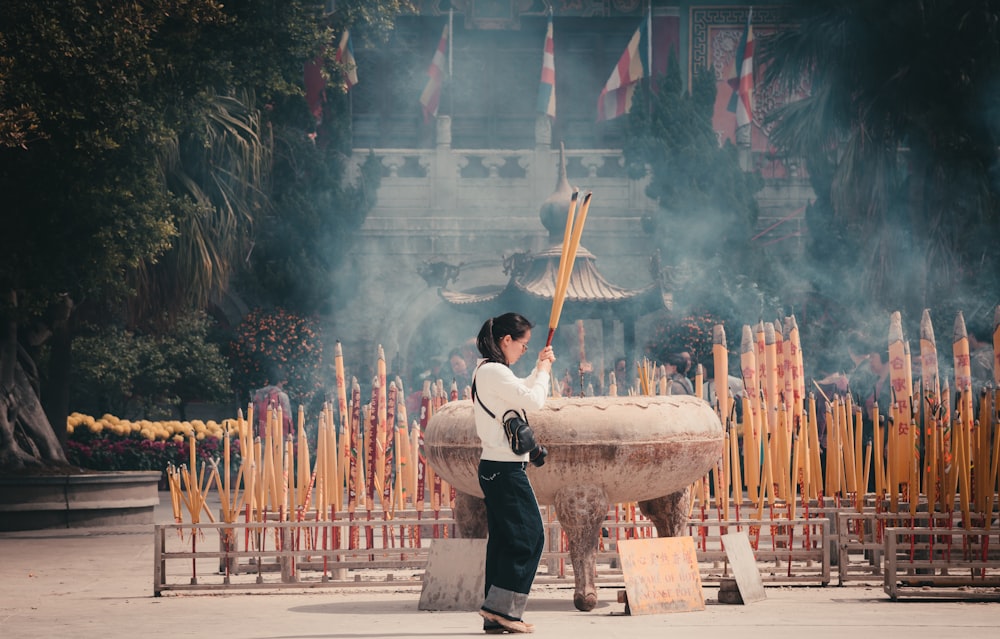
1, 495, 997, 639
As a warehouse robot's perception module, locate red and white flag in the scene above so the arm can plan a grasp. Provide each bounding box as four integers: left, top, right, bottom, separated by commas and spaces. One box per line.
536, 14, 556, 119
419, 24, 449, 124
336, 29, 358, 90
727, 14, 754, 128
303, 29, 358, 125
597, 18, 649, 122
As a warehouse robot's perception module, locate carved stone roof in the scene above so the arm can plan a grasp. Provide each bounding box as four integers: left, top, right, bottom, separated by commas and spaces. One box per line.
439, 244, 669, 321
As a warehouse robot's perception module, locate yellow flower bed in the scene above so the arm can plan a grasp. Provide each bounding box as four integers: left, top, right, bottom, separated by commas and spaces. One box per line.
66, 412, 238, 442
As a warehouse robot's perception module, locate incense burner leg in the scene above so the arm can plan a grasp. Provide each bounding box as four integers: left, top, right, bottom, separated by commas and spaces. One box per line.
638, 487, 691, 538
452, 491, 488, 538
553, 484, 608, 612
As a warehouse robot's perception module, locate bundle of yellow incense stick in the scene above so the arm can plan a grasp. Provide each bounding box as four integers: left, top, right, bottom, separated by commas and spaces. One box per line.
546, 190, 592, 347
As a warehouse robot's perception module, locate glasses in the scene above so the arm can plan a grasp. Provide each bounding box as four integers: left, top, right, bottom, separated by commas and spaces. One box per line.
512, 338, 530, 353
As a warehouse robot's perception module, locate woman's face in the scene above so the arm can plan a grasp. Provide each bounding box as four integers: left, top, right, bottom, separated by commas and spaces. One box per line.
500, 330, 532, 366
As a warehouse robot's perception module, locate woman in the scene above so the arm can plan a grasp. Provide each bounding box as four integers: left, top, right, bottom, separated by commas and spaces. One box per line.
472, 312, 555, 634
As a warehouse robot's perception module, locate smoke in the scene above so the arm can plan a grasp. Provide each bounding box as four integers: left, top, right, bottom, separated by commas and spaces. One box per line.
318, 12, 999, 405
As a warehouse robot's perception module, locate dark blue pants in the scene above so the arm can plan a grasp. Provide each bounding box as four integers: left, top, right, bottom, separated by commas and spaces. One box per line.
478, 460, 544, 621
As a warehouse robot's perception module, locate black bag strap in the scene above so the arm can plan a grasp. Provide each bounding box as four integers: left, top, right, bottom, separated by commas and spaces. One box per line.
473, 363, 527, 424
471, 375, 496, 419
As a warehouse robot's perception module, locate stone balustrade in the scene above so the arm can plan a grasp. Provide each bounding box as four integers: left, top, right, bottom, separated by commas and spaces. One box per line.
350, 116, 655, 225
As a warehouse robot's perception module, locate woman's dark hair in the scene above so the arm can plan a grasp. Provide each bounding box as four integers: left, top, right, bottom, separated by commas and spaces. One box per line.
476, 312, 533, 365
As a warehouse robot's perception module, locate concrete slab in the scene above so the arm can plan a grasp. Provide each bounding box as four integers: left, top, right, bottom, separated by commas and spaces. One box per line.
419, 538, 486, 611
721, 531, 766, 604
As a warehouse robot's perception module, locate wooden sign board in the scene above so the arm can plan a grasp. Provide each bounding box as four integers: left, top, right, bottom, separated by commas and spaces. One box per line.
617, 536, 705, 615
418, 538, 486, 611
721, 531, 766, 604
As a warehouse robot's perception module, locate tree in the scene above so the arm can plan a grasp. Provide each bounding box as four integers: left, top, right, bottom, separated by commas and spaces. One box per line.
758, 0, 1000, 320
68, 312, 231, 420
243, 121, 382, 315
238, 4, 396, 316
1, 0, 194, 468
228, 307, 326, 414
0, 0, 406, 471
623, 55, 767, 325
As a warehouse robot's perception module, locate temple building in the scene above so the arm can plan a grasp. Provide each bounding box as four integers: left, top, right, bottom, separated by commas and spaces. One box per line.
332, 2, 812, 384
438, 148, 672, 386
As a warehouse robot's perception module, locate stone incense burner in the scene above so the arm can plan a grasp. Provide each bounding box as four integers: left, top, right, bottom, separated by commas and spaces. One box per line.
425, 394, 724, 611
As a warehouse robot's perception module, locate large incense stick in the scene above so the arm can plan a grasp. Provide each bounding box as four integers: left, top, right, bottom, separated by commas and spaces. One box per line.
547, 190, 579, 346
547, 191, 592, 347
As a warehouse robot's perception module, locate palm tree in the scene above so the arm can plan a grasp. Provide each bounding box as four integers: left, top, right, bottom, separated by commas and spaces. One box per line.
128, 90, 269, 326
759, 0, 1000, 319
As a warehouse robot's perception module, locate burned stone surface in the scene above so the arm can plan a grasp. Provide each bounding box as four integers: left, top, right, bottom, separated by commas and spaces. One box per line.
425, 395, 724, 611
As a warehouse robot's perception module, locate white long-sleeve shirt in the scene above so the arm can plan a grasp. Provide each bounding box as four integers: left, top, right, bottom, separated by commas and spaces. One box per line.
473, 359, 550, 462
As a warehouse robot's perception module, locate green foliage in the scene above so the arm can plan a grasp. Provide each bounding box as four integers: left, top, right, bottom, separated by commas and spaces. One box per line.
129, 2, 329, 323
0, 0, 405, 470
157, 313, 234, 414
0, 0, 399, 321
228, 307, 326, 411
0, 1, 222, 320
644, 311, 723, 372
625, 57, 762, 267
245, 124, 382, 314
759, 0, 1000, 317
70, 328, 144, 418
70, 312, 231, 420
624, 54, 771, 333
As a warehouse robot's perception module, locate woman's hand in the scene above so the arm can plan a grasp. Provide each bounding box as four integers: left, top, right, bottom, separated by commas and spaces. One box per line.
537, 345, 555, 373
